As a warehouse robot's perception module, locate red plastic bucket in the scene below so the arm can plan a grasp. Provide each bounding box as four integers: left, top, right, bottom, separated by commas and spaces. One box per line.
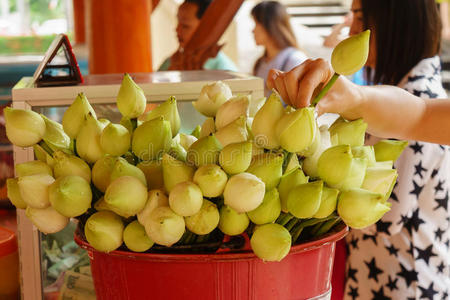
74, 223, 348, 300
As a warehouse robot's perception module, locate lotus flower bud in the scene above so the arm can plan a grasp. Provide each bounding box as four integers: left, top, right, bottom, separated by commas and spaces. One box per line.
76, 113, 104, 164
251, 141, 265, 156
250, 223, 291, 262
285, 154, 300, 174
105, 176, 148, 218
224, 172, 265, 213
92, 156, 117, 192
247, 188, 281, 225
373, 161, 394, 169
145, 206, 185, 246
18, 174, 54, 208
97, 118, 110, 128
144, 96, 180, 137
178, 133, 197, 151
249, 96, 265, 117
4, 107, 45, 147
187, 135, 222, 167
40, 114, 71, 153
26, 206, 69, 234
168, 140, 187, 162
191, 125, 201, 139
296, 122, 320, 158
33, 144, 54, 166
219, 141, 252, 175
162, 153, 195, 192
94, 197, 111, 212
193, 164, 227, 197
215, 95, 250, 130
7, 178, 27, 209
337, 188, 390, 229
185, 200, 220, 235
215, 116, 248, 148
251, 92, 284, 149
331, 29, 370, 75
16, 160, 52, 177
110, 157, 147, 187
275, 107, 316, 153
278, 168, 309, 212
329, 117, 367, 147
287, 181, 323, 218
199, 118, 216, 138
313, 186, 339, 218
137, 160, 164, 191
218, 205, 249, 235
85, 211, 124, 252
117, 73, 146, 118
137, 189, 168, 226
62, 93, 96, 139
100, 123, 131, 156
303, 125, 332, 178
247, 153, 284, 190
352, 145, 376, 167
373, 139, 408, 162
123, 220, 154, 252
361, 168, 398, 201
49, 175, 92, 217
53, 151, 91, 183
169, 181, 203, 217
120, 117, 134, 134
193, 81, 232, 117
132, 116, 172, 160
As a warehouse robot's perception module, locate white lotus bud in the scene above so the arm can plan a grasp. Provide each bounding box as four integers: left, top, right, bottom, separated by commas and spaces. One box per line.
123, 220, 154, 252
219, 141, 253, 175
92, 156, 117, 192
296, 121, 320, 158
145, 206, 185, 246
40, 114, 71, 153
247, 153, 284, 190
250, 223, 291, 262
193, 81, 232, 117
312, 186, 339, 218
26, 206, 69, 234
76, 113, 104, 164
62, 93, 96, 139
303, 125, 332, 178
373, 139, 409, 162
168, 140, 187, 162
249, 96, 265, 117
224, 173, 265, 213
329, 118, 367, 147
162, 153, 195, 192
7, 178, 27, 209
178, 133, 197, 151
16, 160, 52, 177
331, 30, 370, 76
4, 107, 45, 147
285, 154, 300, 174
18, 174, 54, 208
352, 145, 376, 167
132, 116, 172, 160
49, 175, 92, 217
110, 157, 147, 187
117, 73, 146, 119
218, 205, 249, 235
53, 151, 91, 183
100, 123, 131, 156
33, 144, 54, 167
199, 118, 216, 138
169, 181, 203, 217
373, 161, 394, 169
247, 188, 281, 225
193, 164, 228, 198
137, 189, 168, 226
144, 96, 180, 137
361, 168, 398, 201
94, 197, 111, 212
287, 181, 323, 218
215, 116, 248, 148
105, 176, 148, 218
85, 211, 124, 252
278, 168, 309, 213
191, 125, 201, 139
187, 135, 222, 167
137, 160, 164, 191
215, 95, 250, 130
185, 200, 220, 235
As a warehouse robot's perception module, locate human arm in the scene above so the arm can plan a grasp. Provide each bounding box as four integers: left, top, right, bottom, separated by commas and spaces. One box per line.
440, 1, 450, 40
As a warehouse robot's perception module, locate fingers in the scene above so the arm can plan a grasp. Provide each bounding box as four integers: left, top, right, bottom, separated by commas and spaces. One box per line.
295, 59, 333, 108
267, 69, 292, 106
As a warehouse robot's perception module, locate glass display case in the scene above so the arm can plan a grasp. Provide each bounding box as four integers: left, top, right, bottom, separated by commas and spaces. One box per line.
11, 70, 263, 300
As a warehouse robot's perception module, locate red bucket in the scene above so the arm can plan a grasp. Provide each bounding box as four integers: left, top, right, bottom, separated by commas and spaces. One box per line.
74, 224, 348, 300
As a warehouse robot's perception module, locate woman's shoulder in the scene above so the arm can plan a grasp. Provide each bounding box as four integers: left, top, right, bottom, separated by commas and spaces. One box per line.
283, 47, 308, 71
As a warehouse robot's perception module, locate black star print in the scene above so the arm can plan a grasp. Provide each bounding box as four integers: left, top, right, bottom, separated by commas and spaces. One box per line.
431, 63, 441, 75
347, 285, 359, 300
347, 265, 358, 282
410, 142, 423, 154
445, 239, 450, 249
412, 89, 422, 97
398, 214, 410, 226
365, 257, 383, 283
409, 208, 425, 233
435, 180, 444, 193
390, 191, 398, 202
408, 75, 425, 82
414, 161, 427, 179
435, 227, 444, 241
415, 245, 437, 264
376, 220, 392, 235
371, 287, 391, 300
431, 168, 439, 178
397, 263, 418, 287
409, 180, 424, 199
423, 86, 439, 98
386, 244, 399, 257
407, 242, 415, 256
363, 234, 377, 245
419, 282, 439, 300
434, 191, 449, 211
386, 275, 398, 291
443, 291, 449, 299
349, 236, 359, 250
436, 261, 445, 274
439, 145, 445, 151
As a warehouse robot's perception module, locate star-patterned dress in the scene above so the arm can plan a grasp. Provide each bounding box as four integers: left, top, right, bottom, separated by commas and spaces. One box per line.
344, 56, 450, 300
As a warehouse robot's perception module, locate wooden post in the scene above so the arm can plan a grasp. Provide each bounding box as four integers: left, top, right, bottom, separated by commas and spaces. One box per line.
86, 0, 152, 74
72, 0, 85, 44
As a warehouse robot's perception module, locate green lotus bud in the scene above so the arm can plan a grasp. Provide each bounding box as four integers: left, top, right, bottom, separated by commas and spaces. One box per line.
105, 176, 148, 218
7, 178, 27, 209
137, 189, 168, 226
218, 205, 250, 235
92, 156, 117, 192
145, 206, 185, 246
247, 153, 284, 190
16, 160, 52, 177
117, 73, 146, 118
251, 92, 284, 149
187, 135, 223, 167
251, 141, 265, 156
168, 140, 187, 162
331, 29, 370, 75
162, 153, 195, 192
373, 139, 408, 162
191, 125, 201, 139
62, 93, 96, 139
285, 154, 300, 174
76, 113, 104, 164
193, 164, 227, 198
193, 81, 232, 117
215, 95, 250, 130
337, 188, 390, 229
85, 211, 124, 252
26, 206, 69, 234
94, 197, 111, 212
361, 168, 398, 201
185, 200, 220, 235
97, 118, 110, 128
123, 220, 154, 252
249, 96, 265, 117
199, 118, 216, 138
132, 116, 172, 160
275, 107, 316, 153
352, 145, 376, 167
247, 188, 281, 225
169, 181, 203, 216
18, 174, 54, 208
224, 172, 265, 213
40, 114, 71, 153
120, 117, 134, 134
137, 160, 164, 190
250, 223, 291, 262
4, 107, 45, 147
144, 96, 180, 137
215, 116, 248, 148
49, 175, 92, 217
33, 144, 54, 166
219, 141, 253, 175
373, 161, 394, 169
312, 186, 339, 218
110, 157, 147, 187
100, 123, 131, 156
278, 168, 309, 212
53, 151, 91, 183
329, 117, 367, 147
303, 125, 332, 178
178, 133, 197, 151
287, 181, 323, 218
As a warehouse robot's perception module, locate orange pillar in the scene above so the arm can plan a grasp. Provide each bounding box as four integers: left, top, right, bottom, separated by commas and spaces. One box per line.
73, 0, 85, 44
86, 0, 152, 74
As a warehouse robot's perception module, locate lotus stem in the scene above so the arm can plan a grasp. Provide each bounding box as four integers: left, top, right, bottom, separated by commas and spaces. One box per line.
38, 140, 54, 156
311, 73, 339, 106
314, 217, 341, 237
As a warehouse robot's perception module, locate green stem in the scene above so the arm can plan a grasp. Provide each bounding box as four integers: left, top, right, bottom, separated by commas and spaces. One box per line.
285, 218, 299, 231
311, 73, 340, 106
291, 223, 304, 244
131, 118, 138, 131
38, 140, 54, 156
282, 152, 293, 174
314, 217, 341, 237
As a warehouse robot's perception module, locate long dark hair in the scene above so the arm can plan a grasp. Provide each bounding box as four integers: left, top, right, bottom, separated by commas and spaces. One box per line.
361, 0, 441, 85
